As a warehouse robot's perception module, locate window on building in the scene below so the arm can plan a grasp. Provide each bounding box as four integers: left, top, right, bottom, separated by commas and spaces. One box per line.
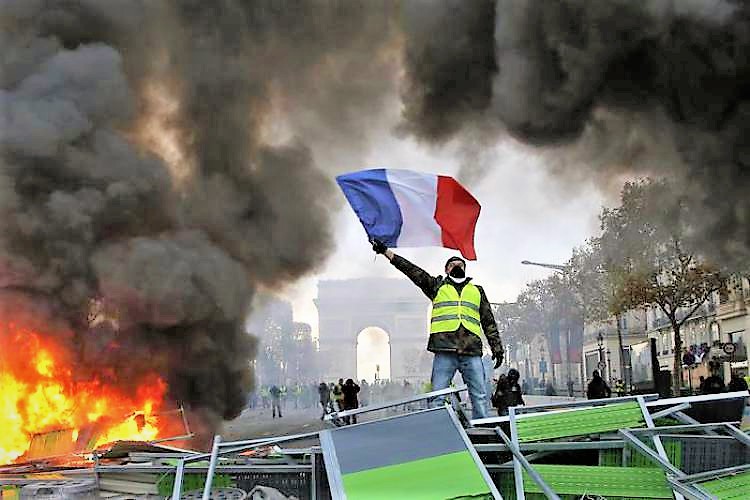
710, 322, 720, 344
660, 331, 672, 354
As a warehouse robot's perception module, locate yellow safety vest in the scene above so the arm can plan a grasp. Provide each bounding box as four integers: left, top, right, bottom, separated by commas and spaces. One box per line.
430, 282, 482, 336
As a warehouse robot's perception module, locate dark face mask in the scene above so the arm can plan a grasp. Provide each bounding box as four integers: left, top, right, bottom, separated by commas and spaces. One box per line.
449, 266, 465, 279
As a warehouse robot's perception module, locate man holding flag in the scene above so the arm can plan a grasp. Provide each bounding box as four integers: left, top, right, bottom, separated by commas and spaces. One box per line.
371, 241, 503, 419
336, 168, 503, 419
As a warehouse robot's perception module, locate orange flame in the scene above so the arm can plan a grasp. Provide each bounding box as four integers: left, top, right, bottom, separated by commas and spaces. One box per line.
0, 324, 171, 464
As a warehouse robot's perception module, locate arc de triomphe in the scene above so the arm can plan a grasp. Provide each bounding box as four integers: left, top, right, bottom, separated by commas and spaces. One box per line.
316, 278, 433, 382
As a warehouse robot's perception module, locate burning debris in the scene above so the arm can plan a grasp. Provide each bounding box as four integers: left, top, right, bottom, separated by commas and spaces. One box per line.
0, 0, 399, 457
3, 0, 750, 471
0, 305, 180, 463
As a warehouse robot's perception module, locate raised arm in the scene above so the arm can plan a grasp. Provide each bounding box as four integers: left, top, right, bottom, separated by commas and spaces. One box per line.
372, 240, 441, 299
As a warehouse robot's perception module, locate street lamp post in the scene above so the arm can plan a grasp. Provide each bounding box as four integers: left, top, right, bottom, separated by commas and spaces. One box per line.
597, 331, 604, 366
606, 348, 612, 382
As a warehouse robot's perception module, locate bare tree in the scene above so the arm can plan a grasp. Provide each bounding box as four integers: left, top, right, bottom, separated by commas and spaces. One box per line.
600, 180, 724, 394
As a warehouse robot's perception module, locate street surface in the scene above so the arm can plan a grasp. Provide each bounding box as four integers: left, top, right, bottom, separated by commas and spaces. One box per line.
221, 395, 581, 442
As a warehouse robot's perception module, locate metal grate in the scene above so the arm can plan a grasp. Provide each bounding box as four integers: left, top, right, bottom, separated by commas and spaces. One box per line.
180, 487, 247, 500
233, 472, 310, 500
699, 470, 750, 499
313, 452, 332, 500
673, 436, 750, 474
520, 465, 672, 499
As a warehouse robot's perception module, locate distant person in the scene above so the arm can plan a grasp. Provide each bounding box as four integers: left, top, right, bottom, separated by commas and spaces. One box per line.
371, 241, 503, 419
586, 371, 611, 399
614, 379, 626, 397
698, 375, 706, 394
492, 368, 524, 417
567, 379, 575, 397
342, 378, 361, 424
702, 373, 726, 394
522, 379, 530, 395
506, 370, 524, 408
333, 378, 345, 411
318, 382, 330, 420
491, 374, 509, 416
270, 385, 282, 419
728, 375, 748, 392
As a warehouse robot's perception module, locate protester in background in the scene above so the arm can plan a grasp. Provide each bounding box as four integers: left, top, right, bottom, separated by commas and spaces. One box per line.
492, 368, 524, 416
521, 379, 529, 395
728, 375, 748, 392
567, 379, 575, 397
698, 375, 706, 394
491, 374, 509, 416
372, 241, 503, 419
270, 385, 282, 419
586, 371, 611, 399
614, 379, 626, 397
342, 378, 361, 424
702, 372, 726, 394
506, 369, 524, 408
318, 382, 330, 420
333, 378, 345, 412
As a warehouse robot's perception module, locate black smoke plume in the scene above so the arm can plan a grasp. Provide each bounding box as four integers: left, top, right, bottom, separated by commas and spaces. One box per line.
0, 0, 396, 432
401, 0, 750, 266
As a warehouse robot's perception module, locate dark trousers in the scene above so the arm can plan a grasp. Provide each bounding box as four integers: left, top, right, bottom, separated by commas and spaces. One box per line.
343, 401, 358, 425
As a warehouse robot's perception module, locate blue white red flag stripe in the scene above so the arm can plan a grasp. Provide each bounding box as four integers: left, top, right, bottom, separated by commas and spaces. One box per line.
336, 169, 480, 260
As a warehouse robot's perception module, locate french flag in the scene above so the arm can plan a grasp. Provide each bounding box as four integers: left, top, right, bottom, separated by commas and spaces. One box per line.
336, 169, 481, 260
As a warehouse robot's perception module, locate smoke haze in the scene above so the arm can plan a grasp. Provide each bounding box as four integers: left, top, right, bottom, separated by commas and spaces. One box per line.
400, 0, 750, 266
0, 0, 397, 430
4, 0, 750, 434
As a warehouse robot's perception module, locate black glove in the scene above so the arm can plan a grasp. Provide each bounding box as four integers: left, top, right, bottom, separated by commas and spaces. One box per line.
372, 239, 387, 255
492, 350, 504, 369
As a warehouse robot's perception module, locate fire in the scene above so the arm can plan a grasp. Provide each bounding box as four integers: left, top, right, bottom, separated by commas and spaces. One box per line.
0, 324, 170, 464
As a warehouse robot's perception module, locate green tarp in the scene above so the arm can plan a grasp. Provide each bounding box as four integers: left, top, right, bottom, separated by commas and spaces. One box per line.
341, 450, 490, 500
321, 408, 496, 499
522, 465, 672, 499
700, 470, 750, 499
516, 402, 644, 442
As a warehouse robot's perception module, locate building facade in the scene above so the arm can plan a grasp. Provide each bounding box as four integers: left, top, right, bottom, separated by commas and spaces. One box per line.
582, 309, 648, 386
581, 279, 750, 392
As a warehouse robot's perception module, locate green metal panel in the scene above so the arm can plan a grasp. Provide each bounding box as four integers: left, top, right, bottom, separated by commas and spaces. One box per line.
522, 465, 672, 499
599, 440, 682, 468
341, 450, 491, 499
700, 470, 750, 499
516, 402, 645, 442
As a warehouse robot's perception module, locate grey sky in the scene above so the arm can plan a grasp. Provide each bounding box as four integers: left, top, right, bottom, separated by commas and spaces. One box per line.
281, 109, 606, 337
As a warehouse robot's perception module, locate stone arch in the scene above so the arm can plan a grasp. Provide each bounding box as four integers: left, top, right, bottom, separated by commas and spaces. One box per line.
316, 278, 431, 382
356, 326, 391, 382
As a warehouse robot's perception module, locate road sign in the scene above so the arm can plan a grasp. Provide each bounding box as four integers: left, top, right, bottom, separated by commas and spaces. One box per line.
722, 343, 736, 355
